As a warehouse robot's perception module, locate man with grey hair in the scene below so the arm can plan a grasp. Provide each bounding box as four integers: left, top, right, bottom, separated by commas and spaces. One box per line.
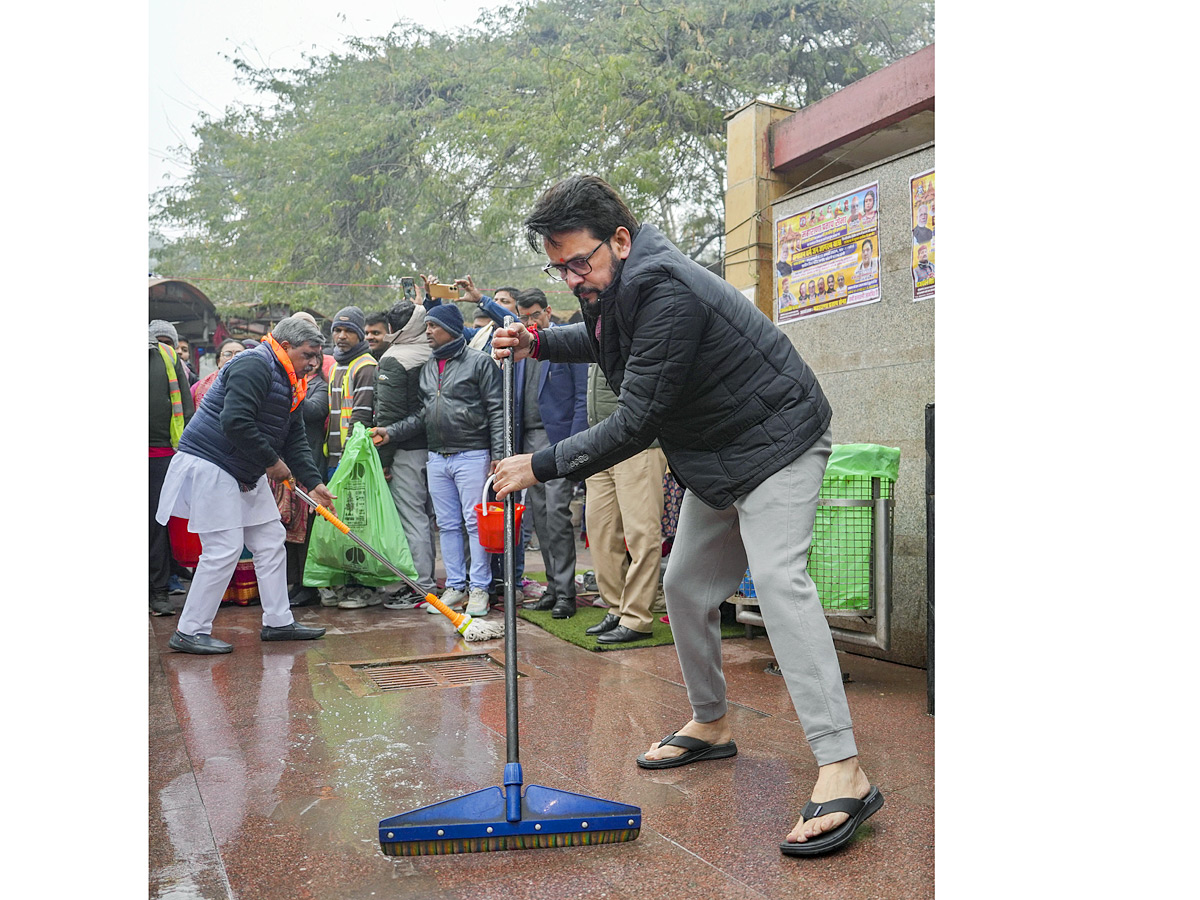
155, 316, 336, 654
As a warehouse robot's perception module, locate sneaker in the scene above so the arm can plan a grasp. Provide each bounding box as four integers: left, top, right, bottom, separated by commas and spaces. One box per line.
521, 578, 545, 599
430, 587, 466, 613
466, 588, 490, 617
383, 590, 425, 610
377, 581, 408, 596
318, 587, 341, 608
167, 574, 187, 595
338, 586, 381, 609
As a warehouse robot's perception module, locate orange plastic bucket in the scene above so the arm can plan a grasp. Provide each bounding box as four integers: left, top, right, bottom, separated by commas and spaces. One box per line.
474, 501, 525, 553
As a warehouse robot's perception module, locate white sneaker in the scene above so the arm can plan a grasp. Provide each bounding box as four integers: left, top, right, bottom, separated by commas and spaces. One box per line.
466, 588, 490, 617
318, 587, 341, 608
430, 587, 466, 613
339, 586, 380, 609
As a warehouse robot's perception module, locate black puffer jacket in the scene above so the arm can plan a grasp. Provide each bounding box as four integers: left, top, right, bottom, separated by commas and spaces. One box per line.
531, 224, 832, 509
374, 305, 432, 466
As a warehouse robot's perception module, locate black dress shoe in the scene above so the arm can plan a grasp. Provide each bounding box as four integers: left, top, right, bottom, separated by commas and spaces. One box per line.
596, 625, 652, 644
585, 613, 621, 635
527, 595, 558, 611
551, 597, 577, 619
261, 622, 327, 641
289, 585, 319, 607
168, 631, 232, 654
150, 590, 175, 617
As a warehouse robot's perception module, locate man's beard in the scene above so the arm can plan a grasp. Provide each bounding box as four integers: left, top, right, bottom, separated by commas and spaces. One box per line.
576, 257, 625, 309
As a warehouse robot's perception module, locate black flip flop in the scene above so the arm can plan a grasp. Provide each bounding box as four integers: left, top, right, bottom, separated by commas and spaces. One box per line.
635, 732, 738, 769
779, 785, 884, 857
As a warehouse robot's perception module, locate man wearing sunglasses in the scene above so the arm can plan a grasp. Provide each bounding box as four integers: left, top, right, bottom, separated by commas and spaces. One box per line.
490, 175, 880, 858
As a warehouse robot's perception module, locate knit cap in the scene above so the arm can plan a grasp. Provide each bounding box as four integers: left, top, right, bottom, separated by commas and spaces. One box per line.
331, 306, 367, 340
425, 303, 464, 337
148, 319, 178, 348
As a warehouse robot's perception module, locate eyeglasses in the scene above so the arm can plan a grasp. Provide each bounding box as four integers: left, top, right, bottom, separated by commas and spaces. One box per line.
219, 350, 238, 359
541, 239, 609, 282
517, 310, 546, 325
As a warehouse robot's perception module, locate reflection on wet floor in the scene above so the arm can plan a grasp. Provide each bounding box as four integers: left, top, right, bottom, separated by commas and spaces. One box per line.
150, 598, 933, 900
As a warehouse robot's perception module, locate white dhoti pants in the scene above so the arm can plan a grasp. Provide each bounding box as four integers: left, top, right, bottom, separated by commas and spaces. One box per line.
155, 452, 295, 636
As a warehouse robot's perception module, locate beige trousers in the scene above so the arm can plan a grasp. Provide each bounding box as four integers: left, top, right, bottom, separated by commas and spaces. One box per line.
585, 447, 668, 633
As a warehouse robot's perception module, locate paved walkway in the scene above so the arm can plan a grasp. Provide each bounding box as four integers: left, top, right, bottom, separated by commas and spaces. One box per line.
150, 539, 933, 899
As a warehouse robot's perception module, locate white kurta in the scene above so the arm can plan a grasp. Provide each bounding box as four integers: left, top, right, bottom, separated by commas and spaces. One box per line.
155, 452, 281, 533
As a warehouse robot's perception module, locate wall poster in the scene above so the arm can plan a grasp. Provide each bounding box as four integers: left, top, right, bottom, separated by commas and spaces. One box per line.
909, 168, 935, 301
774, 181, 881, 325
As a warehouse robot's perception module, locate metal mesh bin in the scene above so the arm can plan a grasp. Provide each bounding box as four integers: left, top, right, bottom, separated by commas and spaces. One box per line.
734, 444, 898, 620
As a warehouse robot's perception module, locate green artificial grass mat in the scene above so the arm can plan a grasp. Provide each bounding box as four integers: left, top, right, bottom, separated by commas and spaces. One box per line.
517, 602, 745, 652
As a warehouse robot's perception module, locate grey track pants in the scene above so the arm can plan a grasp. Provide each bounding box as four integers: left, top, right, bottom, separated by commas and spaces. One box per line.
662, 427, 858, 766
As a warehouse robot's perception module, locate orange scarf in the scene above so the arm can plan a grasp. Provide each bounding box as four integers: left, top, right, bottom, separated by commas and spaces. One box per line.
265, 333, 308, 411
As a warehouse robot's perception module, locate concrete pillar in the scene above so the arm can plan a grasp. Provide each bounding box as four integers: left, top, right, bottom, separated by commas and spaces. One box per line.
723, 100, 796, 319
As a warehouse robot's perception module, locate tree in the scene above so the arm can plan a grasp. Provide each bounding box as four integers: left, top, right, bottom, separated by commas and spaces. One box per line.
151, 0, 933, 318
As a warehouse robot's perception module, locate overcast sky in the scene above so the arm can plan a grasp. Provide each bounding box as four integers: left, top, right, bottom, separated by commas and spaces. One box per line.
149, 1, 511, 198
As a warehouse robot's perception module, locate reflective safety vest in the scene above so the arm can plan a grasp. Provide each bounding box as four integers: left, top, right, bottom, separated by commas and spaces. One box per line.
156, 342, 185, 448
336, 353, 378, 448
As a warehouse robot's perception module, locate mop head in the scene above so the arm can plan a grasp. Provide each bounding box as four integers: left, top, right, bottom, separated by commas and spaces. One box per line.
380, 782, 641, 856
421, 591, 505, 641
456, 613, 505, 642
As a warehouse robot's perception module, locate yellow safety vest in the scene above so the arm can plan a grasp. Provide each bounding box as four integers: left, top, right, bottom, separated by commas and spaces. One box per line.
337, 354, 378, 448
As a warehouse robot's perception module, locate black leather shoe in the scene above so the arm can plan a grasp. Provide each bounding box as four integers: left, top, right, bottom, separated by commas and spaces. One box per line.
585, 613, 621, 635
150, 590, 175, 617
527, 595, 558, 611
261, 622, 326, 641
596, 625, 652, 644
168, 631, 232, 654
551, 597, 577, 619
289, 586, 319, 607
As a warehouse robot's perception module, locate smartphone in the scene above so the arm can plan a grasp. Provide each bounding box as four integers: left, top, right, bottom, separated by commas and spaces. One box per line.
401, 277, 416, 300
427, 282, 459, 300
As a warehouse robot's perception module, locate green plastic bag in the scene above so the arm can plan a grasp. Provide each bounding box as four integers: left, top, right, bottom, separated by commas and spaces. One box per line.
823, 443, 900, 483
303, 422, 417, 587
809, 444, 900, 611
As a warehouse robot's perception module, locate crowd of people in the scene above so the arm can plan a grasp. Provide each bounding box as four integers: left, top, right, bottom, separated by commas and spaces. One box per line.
147, 174, 882, 858
148, 274, 668, 647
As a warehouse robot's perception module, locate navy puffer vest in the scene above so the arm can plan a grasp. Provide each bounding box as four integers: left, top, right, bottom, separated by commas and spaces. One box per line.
178, 343, 293, 484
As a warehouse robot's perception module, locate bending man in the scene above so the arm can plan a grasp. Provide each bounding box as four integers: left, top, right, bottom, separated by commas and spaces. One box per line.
156, 316, 335, 654
490, 175, 880, 857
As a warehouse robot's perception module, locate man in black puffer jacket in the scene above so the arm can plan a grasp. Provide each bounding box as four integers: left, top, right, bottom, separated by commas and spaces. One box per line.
491, 175, 880, 859
155, 316, 336, 655
373, 302, 504, 621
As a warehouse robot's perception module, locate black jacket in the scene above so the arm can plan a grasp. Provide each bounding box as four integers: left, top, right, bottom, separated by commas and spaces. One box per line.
386, 342, 504, 460
532, 224, 832, 509
149, 346, 196, 448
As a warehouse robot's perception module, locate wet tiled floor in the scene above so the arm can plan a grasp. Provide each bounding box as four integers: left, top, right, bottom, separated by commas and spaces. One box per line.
149, 547, 933, 899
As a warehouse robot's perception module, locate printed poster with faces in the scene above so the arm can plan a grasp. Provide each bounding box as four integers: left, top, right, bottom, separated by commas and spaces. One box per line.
910, 169, 935, 301
774, 181, 882, 324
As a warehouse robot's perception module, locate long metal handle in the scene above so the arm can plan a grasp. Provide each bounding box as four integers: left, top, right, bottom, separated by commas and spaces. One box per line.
502, 316, 520, 767
287, 481, 474, 631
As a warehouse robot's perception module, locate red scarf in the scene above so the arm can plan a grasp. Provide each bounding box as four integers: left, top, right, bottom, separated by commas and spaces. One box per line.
265, 333, 308, 411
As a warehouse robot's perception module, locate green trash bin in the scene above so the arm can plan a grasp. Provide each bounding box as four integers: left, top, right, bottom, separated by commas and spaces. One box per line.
810, 443, 900, 612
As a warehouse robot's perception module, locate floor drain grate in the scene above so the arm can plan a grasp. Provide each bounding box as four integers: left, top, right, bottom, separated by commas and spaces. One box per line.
353, 655, 508, 693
